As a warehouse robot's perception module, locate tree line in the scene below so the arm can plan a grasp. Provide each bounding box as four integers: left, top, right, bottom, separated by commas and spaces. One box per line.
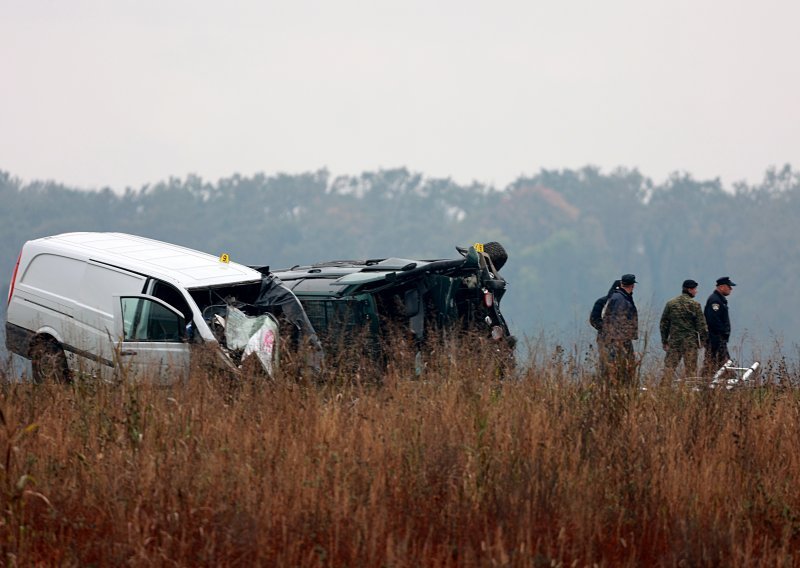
1, 165, 798, 358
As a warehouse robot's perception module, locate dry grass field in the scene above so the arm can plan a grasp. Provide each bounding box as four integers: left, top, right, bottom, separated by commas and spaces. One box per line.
2, 340, 800, 567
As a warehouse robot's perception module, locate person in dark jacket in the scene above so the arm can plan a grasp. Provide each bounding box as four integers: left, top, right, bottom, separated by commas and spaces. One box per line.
590, 279, 620, 379
598, 273, 639, 386
703, 276, 735, 375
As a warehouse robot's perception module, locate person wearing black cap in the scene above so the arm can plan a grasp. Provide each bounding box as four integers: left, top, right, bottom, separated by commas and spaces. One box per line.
660, 279, 708, 382
703, 276, 736, 374
598, 273, 639, 386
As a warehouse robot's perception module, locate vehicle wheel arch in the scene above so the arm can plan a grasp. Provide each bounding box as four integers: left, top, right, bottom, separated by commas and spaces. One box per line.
28, 333, 71, 384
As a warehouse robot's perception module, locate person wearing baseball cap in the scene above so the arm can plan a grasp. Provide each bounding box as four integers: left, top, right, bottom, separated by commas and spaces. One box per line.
659, 279, 708, 383
598, 273, 639, 386
703, 276, 736, 374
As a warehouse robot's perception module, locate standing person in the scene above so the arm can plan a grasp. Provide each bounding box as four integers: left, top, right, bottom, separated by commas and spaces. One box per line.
598, 274, 639, 386
590, 279, 620, 378
660, 279, 708, 383
703, 276, 736, 374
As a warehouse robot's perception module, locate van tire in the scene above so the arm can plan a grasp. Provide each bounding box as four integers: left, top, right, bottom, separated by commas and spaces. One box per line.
30, 338, 70, 384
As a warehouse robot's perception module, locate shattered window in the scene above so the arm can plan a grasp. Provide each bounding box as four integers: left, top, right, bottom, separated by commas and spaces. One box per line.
301, 299, 365, 336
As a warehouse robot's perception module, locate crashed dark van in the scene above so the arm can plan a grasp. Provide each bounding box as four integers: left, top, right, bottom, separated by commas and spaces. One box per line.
269, 242, 515, 373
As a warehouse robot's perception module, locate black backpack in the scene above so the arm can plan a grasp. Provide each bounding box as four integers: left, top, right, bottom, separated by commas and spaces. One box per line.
590, 295, 607, 331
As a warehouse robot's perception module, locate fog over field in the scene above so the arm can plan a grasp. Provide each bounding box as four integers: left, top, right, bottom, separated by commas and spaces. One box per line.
2, 1, 798, 191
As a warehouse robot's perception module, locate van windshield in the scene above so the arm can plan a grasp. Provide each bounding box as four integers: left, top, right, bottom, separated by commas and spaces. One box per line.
188, 280, 264, 320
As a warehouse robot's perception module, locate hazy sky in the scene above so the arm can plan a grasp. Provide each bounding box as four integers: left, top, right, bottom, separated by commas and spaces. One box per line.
2, 1, 798, 191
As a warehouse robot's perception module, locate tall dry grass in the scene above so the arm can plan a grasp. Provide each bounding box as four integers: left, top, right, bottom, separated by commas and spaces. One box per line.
1, 340, 800, 567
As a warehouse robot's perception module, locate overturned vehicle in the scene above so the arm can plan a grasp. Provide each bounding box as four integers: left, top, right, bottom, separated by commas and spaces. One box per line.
269, 242, 515, 375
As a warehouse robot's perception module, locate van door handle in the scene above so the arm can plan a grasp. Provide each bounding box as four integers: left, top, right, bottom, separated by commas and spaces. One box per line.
120, 350, 137, 356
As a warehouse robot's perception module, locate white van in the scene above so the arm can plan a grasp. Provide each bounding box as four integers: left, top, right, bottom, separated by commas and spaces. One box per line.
5, 232, 279, 383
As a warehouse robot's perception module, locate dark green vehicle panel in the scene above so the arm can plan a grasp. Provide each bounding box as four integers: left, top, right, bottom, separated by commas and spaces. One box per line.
270, 244, 515, 367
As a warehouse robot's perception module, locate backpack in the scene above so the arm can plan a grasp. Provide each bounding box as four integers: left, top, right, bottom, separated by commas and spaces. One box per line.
590, 295, 607, 330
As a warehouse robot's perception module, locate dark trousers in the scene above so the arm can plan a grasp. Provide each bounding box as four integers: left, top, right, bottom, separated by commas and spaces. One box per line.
703, 335, 730, 375
599, 339, 636, 386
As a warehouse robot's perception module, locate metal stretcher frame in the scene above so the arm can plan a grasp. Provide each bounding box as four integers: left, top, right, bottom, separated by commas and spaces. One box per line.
710, 359, 761, 390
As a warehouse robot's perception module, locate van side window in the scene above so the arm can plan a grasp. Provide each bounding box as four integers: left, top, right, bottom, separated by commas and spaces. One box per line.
21, 254, 84, 296
120, 297, 184, 342
151, 280, 193, 322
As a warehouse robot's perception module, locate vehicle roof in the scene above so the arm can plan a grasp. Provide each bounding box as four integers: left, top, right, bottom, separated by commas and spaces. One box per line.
27, 232, 262, 289
272, 256, 466, 295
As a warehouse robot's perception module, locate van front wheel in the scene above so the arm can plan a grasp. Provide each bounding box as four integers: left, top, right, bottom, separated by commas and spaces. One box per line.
30, 339, 70, 384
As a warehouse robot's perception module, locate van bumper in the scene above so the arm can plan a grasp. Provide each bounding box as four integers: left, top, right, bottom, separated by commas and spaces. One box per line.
5, 322, 33, 358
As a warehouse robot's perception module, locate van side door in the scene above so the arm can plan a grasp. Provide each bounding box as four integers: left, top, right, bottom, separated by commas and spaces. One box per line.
112, 294, 191, 385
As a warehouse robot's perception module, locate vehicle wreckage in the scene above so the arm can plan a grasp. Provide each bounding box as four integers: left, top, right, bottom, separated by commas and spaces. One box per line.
4, 232, 321, 383
6, 233, 511, 382
268, 241, 515, 373
199, 271, 324, 376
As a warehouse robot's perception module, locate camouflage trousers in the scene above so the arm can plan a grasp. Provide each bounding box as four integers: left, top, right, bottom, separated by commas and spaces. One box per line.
662, 343, 699, 382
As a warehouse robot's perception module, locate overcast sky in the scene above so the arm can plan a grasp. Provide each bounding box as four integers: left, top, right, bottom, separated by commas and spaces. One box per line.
1, 1, 798, 191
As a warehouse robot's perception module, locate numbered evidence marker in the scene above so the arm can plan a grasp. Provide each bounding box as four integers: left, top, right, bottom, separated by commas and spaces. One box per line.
473, 243, 484, 253
219, 253, 230, 264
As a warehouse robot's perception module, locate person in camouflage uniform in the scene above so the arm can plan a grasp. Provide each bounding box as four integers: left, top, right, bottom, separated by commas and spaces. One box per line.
659, 279, 708, 382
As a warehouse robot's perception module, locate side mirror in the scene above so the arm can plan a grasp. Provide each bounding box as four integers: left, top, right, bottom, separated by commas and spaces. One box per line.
184, 319, 196, 342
